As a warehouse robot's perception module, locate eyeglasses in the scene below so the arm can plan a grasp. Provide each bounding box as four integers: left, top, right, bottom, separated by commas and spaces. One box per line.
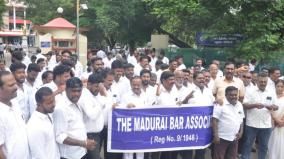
243, 76, 251, 79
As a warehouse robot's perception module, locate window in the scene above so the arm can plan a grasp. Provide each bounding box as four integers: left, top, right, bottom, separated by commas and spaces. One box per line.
58, 41, 69, 47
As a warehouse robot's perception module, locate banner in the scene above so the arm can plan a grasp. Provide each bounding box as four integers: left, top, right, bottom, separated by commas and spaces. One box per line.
108, 105, 213, 153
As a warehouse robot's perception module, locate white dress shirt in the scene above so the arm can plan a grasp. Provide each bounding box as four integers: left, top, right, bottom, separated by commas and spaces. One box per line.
27, 111, 60, 159
244, 87, 277, 128
142, 85, 156, 105
188, 85, 215, 106
111, 77, 130, 100
12, 84, 30, 122
156, 85, 180, 106
75, 61, 84, 78
134, 64, 143, 76
0, 101, 30, 159
177, 64, 186, 70
53, 93, 87, 159
103, 57, 114, 69
120, 91, 150, 108
103, 88, 119, 126
80, 88, 104, 133
213, 99, 244, 141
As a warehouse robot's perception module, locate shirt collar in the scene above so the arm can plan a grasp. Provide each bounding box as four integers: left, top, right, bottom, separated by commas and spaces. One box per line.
223, 98, 238, 107
223, 76, 235, 82
33, 111, 50, 121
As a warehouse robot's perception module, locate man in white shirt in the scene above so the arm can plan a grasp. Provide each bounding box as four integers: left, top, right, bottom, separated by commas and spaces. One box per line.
100, 68, 123, 159
175, 55, 186, 70
71, 54, 84, 78
208, 64, 220, 90
212, 60, 223, 77
24, 63, 41, 115
27, 87, 60, 159
10, 62, 30, 122
182, 69, 194, 90
0, 71, 30, 159
124, 63, 135, 81
241, 72, 278, 159
140, 69, 156, 105
53, 77, 96, 159
91, 57, 104, 74
111, 60, 130, 98
267, 67, 281, 93
212, 86, 244, 159
134, 55, 150, 76
241, 72, 256, 98
103, 52, 115, 69
120, 76, 148, 159
97, 49, 106, 59
158, 50, 169, 64
81, 73, 105, 159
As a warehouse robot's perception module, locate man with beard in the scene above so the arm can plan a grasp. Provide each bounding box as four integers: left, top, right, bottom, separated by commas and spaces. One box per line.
27, 87, 60, 159
53, 77, 96, 159
174, 70, 190, 104
111, 60, 130, 98
100, 68, 122, 159
134, 55, 150, 76
124, 63, 135, 80
80, 73, 105, 159
0, 71, 30, 159
155, 71, 181, 159
10, 62, 31, 122
213, 62, 245, 102
180, 71, 215, 159
91, 57, 104, 74
120, 76, 149, 159
182, 69, 194, 90
25, 63, 41, 90
24, 63, 41, 116
140, 69, 156, 105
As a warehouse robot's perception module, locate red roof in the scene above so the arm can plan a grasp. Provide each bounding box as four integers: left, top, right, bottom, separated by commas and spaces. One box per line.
40, 18, 75, 29
9, 19, 31, 24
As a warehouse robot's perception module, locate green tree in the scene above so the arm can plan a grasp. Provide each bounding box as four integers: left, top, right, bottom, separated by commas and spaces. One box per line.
145, 0, 284, 61
0, 0, 6, 25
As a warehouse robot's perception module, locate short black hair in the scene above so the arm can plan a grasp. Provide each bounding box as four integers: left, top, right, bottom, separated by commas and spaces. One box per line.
0, 71, 11, 87
27, 63, 41, 72
258, 71, 268, 78
9, 62, 26, 72
42, 71, 53, 81
224, 61, 235, 69
88, 73, 104, 84
36, 58, 45, 64
61, 50, 72, 56
61, 59, 75, 68
193, 71, 203, 79
30, 55, 37, 61
66, 77, 83, 89
123, 63, 134, 69
140, 69, 151, 77
35, 87, 53, 104
169, 59, 177, 64
268, 67, 280, 75
130, 76, 141, 83
225, 86, 238, 95
12, 50, 24, 61
175, 55, 183, 60
101, 68, 115, 79
139, 55, 150, 62
53, 64, 71, 80
111, 60, 123, 69
160, 71, 174, 83
155, 60, 163, 66
91, 57, 103, 64
182, 69, 191, 74
160, 63, 169, 70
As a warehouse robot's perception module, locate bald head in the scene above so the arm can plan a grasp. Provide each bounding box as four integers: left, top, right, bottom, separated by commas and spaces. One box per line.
209, 64, 218, 78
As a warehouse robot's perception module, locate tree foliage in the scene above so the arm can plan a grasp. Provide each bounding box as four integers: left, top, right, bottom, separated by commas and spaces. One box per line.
145, 0, 284, 61
0, 0, 6, 25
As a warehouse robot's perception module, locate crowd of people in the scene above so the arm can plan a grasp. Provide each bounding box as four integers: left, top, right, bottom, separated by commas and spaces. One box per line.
0, 47, 283, 159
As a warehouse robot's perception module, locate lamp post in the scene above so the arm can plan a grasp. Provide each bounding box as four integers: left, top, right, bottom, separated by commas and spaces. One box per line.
76, 1, 88, 59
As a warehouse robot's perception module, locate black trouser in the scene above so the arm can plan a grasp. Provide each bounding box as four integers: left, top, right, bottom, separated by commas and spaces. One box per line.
85, 132, 101, 159
100, 126, 122, 159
